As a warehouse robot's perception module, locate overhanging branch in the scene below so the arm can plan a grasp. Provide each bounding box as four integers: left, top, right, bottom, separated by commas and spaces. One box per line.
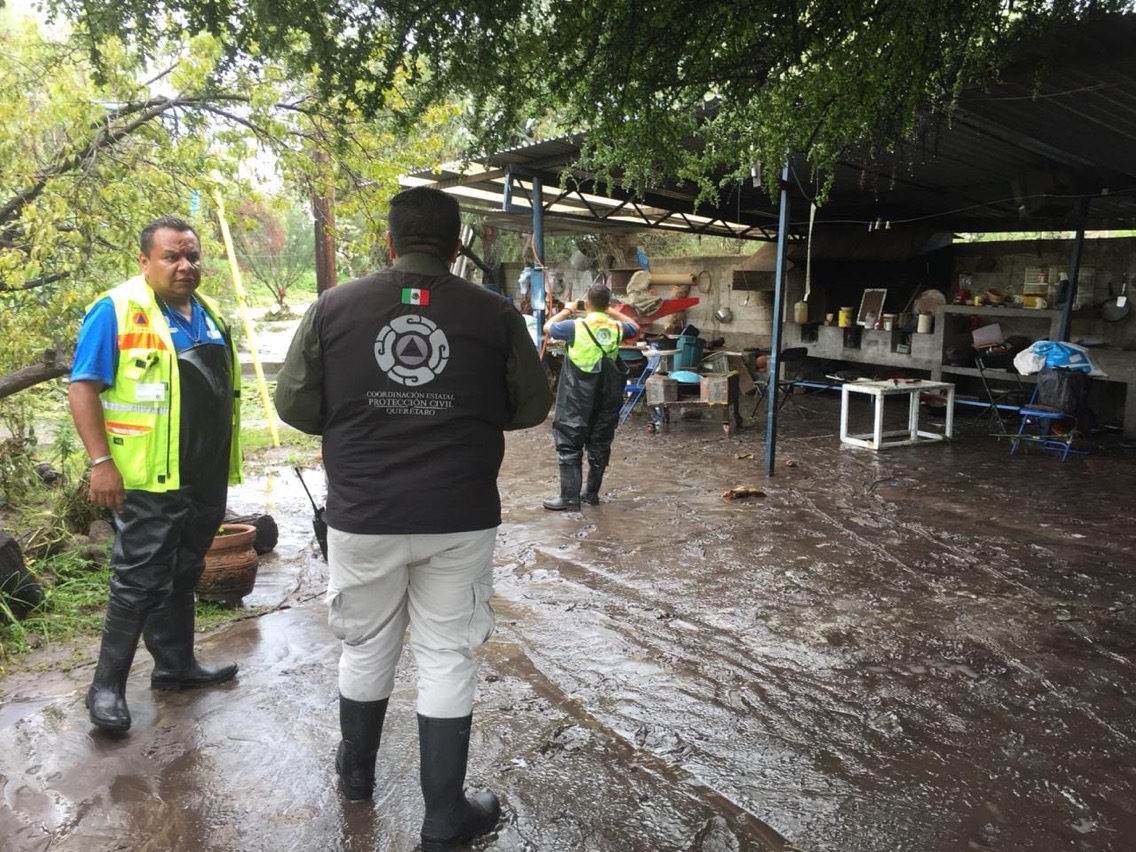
0, 349, 71, 400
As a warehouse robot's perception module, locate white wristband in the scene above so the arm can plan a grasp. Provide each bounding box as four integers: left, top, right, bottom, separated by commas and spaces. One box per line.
90, 454, 113, 467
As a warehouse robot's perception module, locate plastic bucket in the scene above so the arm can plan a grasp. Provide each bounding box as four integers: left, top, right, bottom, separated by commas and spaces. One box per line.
674, 334, 704, 370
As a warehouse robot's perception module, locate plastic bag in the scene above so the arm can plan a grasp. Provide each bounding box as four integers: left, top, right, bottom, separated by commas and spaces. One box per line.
1037, 368, 1091, 416
1012, 341, 1105, 376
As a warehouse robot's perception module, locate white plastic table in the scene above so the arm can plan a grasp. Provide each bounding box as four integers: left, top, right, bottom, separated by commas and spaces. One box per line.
839, 379, 955, 450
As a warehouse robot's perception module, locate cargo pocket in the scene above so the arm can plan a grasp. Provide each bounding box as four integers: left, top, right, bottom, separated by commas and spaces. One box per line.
104, 423, 157, 487
466, 577, 496, 648
326, 584, 348, 642
106, 349, 165, 488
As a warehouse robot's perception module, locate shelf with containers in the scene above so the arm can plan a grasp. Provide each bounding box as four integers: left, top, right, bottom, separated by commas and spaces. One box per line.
929, 305, 1062, 382
929, 304, 1136, 436
782, 321, 939, 374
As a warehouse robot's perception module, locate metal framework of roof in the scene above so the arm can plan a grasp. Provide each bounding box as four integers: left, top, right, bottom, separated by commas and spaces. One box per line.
405, 14, 1136, 242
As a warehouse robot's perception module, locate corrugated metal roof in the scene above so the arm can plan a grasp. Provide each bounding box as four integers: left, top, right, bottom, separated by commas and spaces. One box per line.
407, 13, 1136, 240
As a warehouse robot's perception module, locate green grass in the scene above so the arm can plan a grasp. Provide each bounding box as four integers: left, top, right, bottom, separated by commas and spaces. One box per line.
0, 374, 321, 671
195, 600, 275, 630
1, 552, 280, 671
238, 422, 320, 470
238, 377, 321, 471
1, 549, 111, 663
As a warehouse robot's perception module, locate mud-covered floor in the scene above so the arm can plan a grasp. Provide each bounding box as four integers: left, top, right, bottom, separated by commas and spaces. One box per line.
2, 392, 1135, 852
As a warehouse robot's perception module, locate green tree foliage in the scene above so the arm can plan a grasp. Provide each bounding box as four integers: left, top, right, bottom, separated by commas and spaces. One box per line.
0, 20, 255, 392
41, 0, 1135, 203
0, 11, 461, 400
229, 199, 316, 312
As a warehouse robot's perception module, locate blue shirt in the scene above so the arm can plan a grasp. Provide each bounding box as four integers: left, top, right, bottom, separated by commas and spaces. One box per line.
70, 295, 226, 387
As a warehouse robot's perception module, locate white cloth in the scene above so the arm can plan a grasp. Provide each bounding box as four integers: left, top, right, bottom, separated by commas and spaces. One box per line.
325, 526, 497, 717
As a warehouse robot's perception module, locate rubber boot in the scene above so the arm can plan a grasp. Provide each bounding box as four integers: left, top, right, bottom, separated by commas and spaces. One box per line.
335, 694, 389, 801
419, 714, 501, 851
541, 462, 581, 511
87, 600, 145, 732
581, 464, 605, 506
144, 590, 238, 690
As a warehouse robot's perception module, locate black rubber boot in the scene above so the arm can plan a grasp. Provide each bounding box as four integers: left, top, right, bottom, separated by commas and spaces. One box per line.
542, 462, 582, 511
144, 590, 238, 690
581, 464, 605, 506
419, 715, 501, 851
87, 601, 145, 732
336, 694, 389, 801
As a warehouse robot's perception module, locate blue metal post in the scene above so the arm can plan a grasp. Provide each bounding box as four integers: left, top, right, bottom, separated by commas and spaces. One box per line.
1059, 197, 1090, 342
763, 161, 791, 476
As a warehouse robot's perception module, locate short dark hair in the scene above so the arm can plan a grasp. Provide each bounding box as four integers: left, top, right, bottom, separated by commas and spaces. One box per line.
586, 284, 612, 311
140, 216, 198, 255
388, 187, 461, 259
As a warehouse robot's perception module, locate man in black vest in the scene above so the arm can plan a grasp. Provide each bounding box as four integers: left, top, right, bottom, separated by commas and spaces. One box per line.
275, 187, 552, 850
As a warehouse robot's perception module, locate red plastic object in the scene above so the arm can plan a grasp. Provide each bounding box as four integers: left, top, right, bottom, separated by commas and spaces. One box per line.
621, 297, 700, 326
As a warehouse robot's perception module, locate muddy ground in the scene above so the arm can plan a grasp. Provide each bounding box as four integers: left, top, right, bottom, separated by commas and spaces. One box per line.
2, 392, 1135, 852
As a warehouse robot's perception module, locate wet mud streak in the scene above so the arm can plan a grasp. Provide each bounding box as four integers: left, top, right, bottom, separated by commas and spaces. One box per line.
494, 402, 1136, 852
482, 632, 790, 852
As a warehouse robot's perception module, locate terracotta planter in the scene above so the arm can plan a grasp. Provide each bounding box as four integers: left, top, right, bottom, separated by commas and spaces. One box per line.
197, 523, 258, 605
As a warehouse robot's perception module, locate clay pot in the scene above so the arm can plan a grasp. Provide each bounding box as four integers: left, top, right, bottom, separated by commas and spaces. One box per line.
197, 523, 258, 605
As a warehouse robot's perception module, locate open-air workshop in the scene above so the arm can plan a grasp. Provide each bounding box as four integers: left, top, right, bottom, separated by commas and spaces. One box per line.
4, 10, 1136, 852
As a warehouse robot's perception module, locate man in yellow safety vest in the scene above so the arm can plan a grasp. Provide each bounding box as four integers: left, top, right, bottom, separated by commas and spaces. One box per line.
68, 215, 242, 733
542, 284, 639, 510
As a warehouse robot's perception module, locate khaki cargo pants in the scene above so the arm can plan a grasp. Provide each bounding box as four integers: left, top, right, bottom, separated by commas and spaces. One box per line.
325, 526, 497, 718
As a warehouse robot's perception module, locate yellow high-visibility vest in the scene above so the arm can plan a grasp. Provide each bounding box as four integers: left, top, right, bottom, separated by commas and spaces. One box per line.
98, 276, 242, 491
566, 313, 623, 373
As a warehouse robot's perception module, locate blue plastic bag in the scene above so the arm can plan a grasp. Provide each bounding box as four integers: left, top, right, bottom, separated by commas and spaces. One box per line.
1014, 340, 1098, 374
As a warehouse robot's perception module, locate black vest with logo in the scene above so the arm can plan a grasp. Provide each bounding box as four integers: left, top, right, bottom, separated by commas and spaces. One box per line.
317, 267, 513, 534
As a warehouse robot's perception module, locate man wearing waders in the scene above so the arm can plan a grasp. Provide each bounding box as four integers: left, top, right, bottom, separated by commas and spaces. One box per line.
543, 284, 639, 510
68, 216, 242, 733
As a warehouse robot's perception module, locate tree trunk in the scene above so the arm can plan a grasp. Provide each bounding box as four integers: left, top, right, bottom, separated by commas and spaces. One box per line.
312, 151, 336, 295
0, 349, 70, 400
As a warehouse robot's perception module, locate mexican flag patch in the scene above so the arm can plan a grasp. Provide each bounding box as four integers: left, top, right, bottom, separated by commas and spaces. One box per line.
401, 288, 430, 306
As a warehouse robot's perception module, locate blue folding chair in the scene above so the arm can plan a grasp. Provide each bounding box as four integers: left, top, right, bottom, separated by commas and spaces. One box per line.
1010, 370, 1092, 461
619, 350, 663, 425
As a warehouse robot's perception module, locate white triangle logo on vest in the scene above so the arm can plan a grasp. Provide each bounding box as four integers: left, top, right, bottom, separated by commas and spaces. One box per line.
396, 334, 429, 367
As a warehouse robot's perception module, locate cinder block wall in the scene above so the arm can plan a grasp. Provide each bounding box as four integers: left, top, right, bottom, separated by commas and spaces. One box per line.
952, 237, 1136, 349
502, 253, 795, 351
